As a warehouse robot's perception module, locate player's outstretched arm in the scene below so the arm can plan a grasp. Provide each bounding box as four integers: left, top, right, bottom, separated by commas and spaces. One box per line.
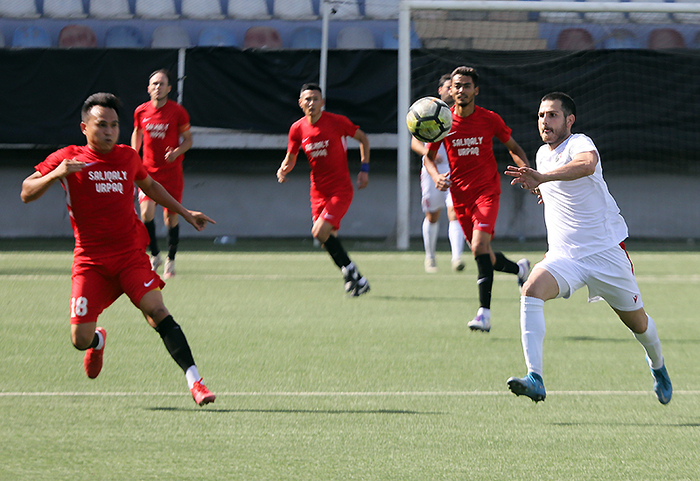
277, 152, 297, 184
20, 158, 85, 203
353, 129, 370, 190
504, 137, 530, 168
135, 175, 215, 231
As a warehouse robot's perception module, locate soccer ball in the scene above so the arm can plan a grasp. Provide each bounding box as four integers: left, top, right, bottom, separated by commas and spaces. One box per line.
406, 96, 453, 143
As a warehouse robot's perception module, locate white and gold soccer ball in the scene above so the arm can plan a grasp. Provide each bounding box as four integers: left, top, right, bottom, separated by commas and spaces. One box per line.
405, 96, 453, 143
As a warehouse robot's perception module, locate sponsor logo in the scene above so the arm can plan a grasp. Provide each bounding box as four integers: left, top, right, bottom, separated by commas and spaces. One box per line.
144, 278, 155, 287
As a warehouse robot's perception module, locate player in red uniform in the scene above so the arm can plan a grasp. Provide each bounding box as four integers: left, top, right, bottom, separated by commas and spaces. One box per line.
277, 83, 370, 296
132, 69, 193, 279
424, 66, 531, 333
20, 93, 216, 406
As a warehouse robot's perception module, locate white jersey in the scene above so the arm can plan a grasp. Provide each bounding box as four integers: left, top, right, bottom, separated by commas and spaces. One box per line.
536, 133, 628, 259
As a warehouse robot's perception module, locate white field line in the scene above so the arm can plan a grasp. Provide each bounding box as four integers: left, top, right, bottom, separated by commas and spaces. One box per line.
1, 390, 700, 397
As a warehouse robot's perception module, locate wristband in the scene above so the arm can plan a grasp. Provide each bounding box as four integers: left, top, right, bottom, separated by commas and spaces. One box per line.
360, 163, 370, 173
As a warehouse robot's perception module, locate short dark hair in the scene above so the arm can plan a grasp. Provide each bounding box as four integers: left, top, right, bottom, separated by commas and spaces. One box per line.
149, 68, 171, 85
438, 73, 452, 89
300, 83, 322, 97
451, 66, 479, 87
541, 92, 576, 117
81, 93, 121, 121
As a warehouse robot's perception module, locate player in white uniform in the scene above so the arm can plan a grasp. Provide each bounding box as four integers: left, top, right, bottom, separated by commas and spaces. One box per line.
504, 92, 672, 404
412, 73, 466, 273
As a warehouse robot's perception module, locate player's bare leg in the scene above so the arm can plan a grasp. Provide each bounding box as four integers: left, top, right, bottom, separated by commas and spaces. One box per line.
140, 290, 215, 405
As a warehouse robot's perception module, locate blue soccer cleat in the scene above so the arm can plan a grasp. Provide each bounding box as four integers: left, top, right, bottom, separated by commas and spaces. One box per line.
507, 372, 546, 403
650, 362, 672, 405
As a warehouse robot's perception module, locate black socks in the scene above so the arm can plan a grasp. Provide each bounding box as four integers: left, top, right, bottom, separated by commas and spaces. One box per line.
155, 315, 195, 373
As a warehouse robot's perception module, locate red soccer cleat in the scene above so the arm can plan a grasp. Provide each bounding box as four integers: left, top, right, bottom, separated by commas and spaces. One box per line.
190, 379, 216, 406
84, 327, 106, 379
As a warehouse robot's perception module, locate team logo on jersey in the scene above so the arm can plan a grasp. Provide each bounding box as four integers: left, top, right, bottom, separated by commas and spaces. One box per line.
146, 122, 169, 140
304, 139, 329, 159
452, 136, 482, 156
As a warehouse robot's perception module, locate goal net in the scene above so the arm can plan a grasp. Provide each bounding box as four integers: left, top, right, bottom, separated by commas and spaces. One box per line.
395, 1, 700, 249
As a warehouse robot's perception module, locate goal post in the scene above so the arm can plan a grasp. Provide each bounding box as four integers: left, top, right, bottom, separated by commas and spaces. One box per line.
396, 0, 700, 250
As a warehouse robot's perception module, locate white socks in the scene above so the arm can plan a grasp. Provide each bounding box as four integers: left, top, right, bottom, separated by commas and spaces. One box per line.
633, 315, 664, 370
422, 217, 439, 259
94, 329, 105, 351
185, 365, 201, 389
448, 220, 465, 261
520, 296, 546, 376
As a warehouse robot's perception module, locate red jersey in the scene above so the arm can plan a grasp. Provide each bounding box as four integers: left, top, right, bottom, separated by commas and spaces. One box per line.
133, 99, 190, 175
35, 145, 149, 258
428, 105, 511, 200
287, 111, 358, 198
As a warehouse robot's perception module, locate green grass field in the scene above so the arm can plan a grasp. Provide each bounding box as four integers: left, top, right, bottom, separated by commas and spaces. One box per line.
1, 241, 700, 480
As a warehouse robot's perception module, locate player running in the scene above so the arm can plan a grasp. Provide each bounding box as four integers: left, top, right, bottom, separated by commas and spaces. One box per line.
505, 92, 672, 404
132, 69, 192, 279
21, 93, 216, 406
277, 83, 370, 296
423, 66, 530, 332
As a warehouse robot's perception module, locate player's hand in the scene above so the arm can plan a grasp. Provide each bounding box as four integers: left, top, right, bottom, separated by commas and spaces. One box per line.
434, 173, 451, 192
356, 171, 368, 190
276, 168, 288, 183
164, 147, 176, 163
186, 211, 216, 231
505, 165, 542, 190
55, 158, 87, 178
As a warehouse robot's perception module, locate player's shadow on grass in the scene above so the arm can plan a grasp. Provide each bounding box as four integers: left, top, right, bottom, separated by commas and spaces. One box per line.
563, 336, 700, 344
147, 407, 445, 415
553, 421, 700, 427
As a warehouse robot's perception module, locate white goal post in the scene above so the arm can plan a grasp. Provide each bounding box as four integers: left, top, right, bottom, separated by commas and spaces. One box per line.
396, 0, 700, 250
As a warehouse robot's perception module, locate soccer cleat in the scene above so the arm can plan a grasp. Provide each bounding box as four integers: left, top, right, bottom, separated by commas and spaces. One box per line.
468, 311, 491, 332
451, 258, 465, 272
424, 257, 438, 273
517, 258, 531, 293
352, 278, 371, 297
650, 362, 672, 405
84, 327, 106, 379
507, 372, 546, 402
163, 257, 175, 279
150, 254, 163, 272
190, 378, 216, 406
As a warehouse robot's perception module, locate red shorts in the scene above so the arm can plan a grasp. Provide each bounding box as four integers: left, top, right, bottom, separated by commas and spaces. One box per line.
451, 192, 500, 243
310, 189, 353, 231
70, 249, 165, 325
138, 169, 184, 214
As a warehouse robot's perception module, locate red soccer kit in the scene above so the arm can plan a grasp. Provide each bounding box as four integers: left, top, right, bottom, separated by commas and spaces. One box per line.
133, 99, 190, 203
287, 111, 359, 230
35, 145, 165, 325
428, 105, 512, 241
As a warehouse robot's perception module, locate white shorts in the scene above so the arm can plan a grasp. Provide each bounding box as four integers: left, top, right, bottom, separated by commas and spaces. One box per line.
536, 244, 643, 311
420, 164, 452, 214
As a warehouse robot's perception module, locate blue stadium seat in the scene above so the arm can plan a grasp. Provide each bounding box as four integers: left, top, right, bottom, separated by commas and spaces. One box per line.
290, 27, 322, 49
104, 25, 144, 47
12, 26, 51, 47
648, 28, 686, 49
602, 29, 642, 49
198, 26, 239, 47
151, 25, 192, 48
